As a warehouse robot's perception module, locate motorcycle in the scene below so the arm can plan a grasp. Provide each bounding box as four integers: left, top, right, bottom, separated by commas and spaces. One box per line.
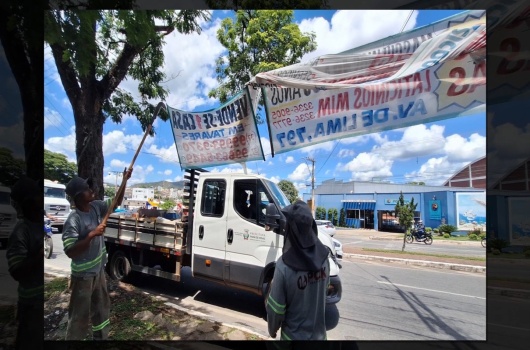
405, 223, 433, 245
44, 218, 53, 259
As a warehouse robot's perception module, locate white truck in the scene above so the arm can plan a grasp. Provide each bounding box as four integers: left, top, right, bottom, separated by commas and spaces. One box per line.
104, 169, 342, 304
44, 179, 71, 233
0, 185, 18, 248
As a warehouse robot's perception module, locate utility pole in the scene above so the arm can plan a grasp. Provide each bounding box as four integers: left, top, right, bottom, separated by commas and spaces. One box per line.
108, 170, 122, 195
303, 157, 316, 218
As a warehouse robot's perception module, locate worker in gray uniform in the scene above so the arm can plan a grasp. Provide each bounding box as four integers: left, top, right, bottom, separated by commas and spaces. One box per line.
266, 200, 330, 340
62, 170, 131, 340
6, 176, 44, 349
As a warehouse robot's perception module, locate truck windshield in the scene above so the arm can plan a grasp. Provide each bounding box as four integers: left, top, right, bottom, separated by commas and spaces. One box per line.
0, 192, 10, 205
44, 187, 66, 199
264, 180, 290, 209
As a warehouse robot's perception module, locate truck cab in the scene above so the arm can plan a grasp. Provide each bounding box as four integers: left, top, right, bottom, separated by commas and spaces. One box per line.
191, 173, 342, 303
44, 179, 71, 233
0, 186, 17, 248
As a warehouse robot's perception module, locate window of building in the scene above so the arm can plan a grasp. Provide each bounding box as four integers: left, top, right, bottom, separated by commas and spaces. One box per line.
346, 209, 360, 219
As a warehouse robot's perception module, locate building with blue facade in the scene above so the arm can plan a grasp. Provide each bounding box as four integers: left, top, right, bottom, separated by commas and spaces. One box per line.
302, 179, 484, 232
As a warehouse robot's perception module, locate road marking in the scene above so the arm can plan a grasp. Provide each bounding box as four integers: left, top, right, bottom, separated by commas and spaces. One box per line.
488, 323, 530, 332
342, 241, 362, 245
377, 281, 486, 299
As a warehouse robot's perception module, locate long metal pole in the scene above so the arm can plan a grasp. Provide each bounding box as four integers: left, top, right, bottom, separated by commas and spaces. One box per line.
101, 102, 166, 225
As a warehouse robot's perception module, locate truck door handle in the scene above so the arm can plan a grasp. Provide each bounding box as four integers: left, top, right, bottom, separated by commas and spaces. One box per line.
227, 229, 233, 244
199, 225, 204, 239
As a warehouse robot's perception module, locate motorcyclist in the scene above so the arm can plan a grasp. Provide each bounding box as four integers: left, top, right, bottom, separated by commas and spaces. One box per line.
413, 220, 426, 239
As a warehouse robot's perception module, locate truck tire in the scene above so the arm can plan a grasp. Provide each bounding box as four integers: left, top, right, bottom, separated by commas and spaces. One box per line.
108, 250, 131, 281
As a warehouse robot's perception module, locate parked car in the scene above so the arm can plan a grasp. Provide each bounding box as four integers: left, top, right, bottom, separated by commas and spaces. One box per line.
332, 237, 343, 259
315, 219, 336, 237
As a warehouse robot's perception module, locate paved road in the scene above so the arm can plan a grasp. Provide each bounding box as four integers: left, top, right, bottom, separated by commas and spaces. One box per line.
334, 230, 486, 258
45, 234, 486, 341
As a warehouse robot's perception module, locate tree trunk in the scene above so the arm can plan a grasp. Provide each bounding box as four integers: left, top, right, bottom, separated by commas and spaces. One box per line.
75, 110, 105, 200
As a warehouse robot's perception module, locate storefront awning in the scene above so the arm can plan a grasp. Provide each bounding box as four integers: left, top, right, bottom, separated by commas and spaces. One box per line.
343, 201, 376, 210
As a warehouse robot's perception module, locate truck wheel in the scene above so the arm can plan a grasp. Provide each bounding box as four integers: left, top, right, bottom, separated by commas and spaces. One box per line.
108, 250, 131, 281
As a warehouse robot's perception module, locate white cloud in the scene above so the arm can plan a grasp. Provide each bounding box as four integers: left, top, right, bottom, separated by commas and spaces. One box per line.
268, 176, 281, 184
44, 107, 63, 129
288, 163, 311, 182
444, 133, 485, 163
372, 124, 446, 160
405, 156, 469, 186
164, 169, 172, 176
338, 152, 393, 181
109, 159, 128, 169
44, 132, 77, 162
299, 140, 336, 154
298, 10, 418, 62
285, 156, 295, 164
337, 148, 355, 158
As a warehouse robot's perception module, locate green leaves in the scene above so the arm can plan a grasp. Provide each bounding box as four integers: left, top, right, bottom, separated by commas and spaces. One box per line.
277, 180, 299, 204
210, 10, 317, 120
44, 149, 78, 185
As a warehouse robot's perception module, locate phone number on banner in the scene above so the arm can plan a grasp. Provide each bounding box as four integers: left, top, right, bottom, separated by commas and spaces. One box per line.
181, 133, 257, 152
271, 102, 315, 129
182, 147, 261, 165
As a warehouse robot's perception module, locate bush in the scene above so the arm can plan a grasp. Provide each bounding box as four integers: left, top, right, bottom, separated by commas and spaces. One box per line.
438, 224, 457, 234
479, 233, 486, 240
468, 233, 479, 240
443, 233, 451, 238
468, 228, 482, 236
425, 227, 432, 232
433, 228, 439, 234
488, 238, 509, 251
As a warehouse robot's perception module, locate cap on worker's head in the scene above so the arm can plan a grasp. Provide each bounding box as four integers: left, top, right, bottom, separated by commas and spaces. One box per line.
66, 176, 91, 198
11, 175, 41, 204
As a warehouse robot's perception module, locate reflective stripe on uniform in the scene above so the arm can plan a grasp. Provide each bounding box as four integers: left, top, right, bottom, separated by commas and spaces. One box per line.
71, 247, 107, 272
281, 330, 292, 340
18, 285, 44, 299
92, 319, 110, 332
267, 295, 286, 315
7, 255, 25, 270
63, 238, 78, 250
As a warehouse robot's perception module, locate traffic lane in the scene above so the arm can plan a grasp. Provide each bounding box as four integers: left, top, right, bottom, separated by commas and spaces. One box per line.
487, 294, 530, 350
335, 233, 485, 257
44, 233, 70, 273
327, 258, 486, 340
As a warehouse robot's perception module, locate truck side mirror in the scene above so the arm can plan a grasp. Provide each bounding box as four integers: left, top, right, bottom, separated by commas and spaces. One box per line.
264, 203, 280, 231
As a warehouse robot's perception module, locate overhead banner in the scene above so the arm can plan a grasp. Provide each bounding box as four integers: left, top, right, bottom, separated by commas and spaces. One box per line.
168, 89, 264, 169
248, 10, 486, 156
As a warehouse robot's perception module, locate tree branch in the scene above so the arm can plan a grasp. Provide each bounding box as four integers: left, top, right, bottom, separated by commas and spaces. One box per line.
48, 42, 82, 111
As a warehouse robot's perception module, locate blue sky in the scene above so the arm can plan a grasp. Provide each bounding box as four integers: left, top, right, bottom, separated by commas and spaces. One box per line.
42, 10, 487, 194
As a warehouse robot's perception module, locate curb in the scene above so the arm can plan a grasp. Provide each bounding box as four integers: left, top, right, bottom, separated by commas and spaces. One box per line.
164, 301, 270, 340
344, 253, 486, 273
487, 287, 530, 299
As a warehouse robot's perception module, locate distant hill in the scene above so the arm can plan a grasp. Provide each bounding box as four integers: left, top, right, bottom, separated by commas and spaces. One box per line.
132, 180, 185, 189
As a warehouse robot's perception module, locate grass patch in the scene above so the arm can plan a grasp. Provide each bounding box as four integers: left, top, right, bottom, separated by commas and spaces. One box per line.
44, 277, 69, 300
109, 294, 168, 340
433, 236, 473, 241
361, 248, 486, 261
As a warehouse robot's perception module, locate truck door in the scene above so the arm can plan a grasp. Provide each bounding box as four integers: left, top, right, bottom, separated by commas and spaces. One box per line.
226, 179, 282, 290
191, 179, 227, 282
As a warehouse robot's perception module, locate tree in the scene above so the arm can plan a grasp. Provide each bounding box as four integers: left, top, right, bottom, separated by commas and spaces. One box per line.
0, 1, 43, 182
44, 149, 78, 184
277, 180, 298, 204
0, 147, 26, 187
44, 10, 211, 199
209, 10, 316, 122
204, 0, 330, 9
327, 208, 338, 226
339, 208, 346, 227
395, 191, 417, 251
315, 206, 326, 220
104, 186, 116, 198
160, 199, 176, 211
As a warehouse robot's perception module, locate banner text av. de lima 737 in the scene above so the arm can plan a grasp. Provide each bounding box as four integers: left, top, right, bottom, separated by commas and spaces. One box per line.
248, 10, 486, 156
167, 88, 265, 169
